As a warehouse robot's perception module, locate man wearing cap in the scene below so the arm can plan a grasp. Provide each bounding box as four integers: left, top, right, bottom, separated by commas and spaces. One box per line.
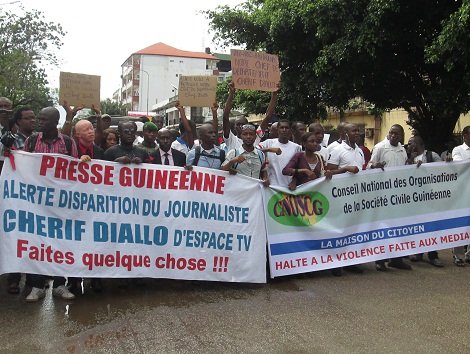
101, 114, 112, 130
136, 122, 159, 153
134, 121, 144, 145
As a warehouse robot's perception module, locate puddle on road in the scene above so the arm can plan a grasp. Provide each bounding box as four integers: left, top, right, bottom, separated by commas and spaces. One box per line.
61, 278, 302, 326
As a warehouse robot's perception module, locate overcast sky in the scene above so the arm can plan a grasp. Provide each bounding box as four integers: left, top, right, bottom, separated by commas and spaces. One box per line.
7, 0, 243, 101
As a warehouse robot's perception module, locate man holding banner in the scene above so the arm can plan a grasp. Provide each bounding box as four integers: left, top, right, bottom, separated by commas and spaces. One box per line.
451, 125, 470, 266
327, 123, 366, 276
23, 107, 78, 302
367, 124, 412, 271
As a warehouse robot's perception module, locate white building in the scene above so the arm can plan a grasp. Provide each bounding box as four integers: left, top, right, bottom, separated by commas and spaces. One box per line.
120, 42, 219, 119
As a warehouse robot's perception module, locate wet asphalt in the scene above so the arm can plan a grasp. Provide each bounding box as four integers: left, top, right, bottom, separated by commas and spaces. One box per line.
0, 249, 469, 354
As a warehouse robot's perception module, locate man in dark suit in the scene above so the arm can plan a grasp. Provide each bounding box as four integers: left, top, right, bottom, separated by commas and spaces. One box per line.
150, 128, 186, 166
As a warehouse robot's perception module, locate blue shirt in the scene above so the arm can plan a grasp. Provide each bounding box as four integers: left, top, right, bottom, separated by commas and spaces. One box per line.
186, 145, 223, 170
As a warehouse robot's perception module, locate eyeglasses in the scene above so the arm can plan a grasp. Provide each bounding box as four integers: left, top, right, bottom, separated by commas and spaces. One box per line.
121, 129, 136, 134
241, 124, 256, 131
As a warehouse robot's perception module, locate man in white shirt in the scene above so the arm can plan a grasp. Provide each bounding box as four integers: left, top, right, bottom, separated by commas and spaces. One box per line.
451, 126, 470, 266
258, 119, 302, 187
326, 123, 366, 276
328, 123, 365, 175
406, 135, 444, 267
367, 124, 413, 271
222, 81, 279, 151
327, 122, 348, 154
452, 126, 470, 161
368, 125, 407, 170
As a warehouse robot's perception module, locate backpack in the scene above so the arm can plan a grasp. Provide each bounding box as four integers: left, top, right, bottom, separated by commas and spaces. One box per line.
27, 132, 73, 156
193, 145, 225, 166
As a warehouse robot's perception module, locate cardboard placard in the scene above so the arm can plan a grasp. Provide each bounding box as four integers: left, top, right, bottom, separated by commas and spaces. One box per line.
230, 49, 280, 92
178, 75, 217, 107
59, 72, 101, 110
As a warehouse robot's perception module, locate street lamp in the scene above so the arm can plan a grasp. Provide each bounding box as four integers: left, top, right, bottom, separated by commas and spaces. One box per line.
124, 65, 149, 116
139, 69, 149, 116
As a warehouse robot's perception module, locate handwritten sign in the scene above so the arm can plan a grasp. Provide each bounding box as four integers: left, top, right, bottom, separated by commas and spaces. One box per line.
231, 49, 280, 92
59, 72, 101, 110
178, 75, 217, 107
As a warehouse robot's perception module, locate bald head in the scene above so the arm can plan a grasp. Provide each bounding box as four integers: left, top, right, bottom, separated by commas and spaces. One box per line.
75, 119, 95, 145
41, 107, 60, 120
199, 123, 217, 148
37, 106, 60, 133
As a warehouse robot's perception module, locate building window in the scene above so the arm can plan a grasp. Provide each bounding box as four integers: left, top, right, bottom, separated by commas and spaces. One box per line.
176, 74, 179, 77
170, 60, 174, 62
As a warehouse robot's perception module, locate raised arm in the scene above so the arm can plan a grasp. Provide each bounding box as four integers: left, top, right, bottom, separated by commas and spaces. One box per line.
62, 101, 85, 136
222, 82, 235, 139
258, 82, 280, 134
91, 104, 103, 145
61, 101, 74, 136
211, 102, 220, 146
175, 100, 194, 149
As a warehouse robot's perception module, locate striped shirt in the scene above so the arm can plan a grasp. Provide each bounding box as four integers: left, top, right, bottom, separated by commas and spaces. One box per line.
24, 132, 78, 157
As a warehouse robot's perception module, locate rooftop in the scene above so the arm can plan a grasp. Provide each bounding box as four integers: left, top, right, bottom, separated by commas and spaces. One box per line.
133, 42, 218, 60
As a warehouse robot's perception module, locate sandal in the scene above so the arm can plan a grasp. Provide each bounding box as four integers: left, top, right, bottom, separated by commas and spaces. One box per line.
454, 259, 466, 267
8, 283, 20, 295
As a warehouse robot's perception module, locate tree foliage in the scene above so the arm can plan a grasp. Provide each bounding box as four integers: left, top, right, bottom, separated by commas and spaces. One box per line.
100, 98, 127, 116
216, 78, 272, 116
207, 0, 327, 121
0, 7, 66, 111
206, 0, 470, 150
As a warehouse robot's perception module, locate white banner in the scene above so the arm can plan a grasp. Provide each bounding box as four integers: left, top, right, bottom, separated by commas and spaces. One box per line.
0, 151, 267, 283
265, 161, 470, 277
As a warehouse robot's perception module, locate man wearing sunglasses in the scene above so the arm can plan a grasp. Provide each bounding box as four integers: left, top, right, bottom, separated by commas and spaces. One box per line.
222, 124, 269, 186
104, 121, 150, 164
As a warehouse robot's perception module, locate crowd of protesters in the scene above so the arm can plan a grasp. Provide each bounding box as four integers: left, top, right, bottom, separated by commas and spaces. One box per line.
0, 80, 469, 302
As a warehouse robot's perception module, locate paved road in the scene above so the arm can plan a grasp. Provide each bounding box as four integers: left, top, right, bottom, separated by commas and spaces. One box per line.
0, 249, 469, 353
